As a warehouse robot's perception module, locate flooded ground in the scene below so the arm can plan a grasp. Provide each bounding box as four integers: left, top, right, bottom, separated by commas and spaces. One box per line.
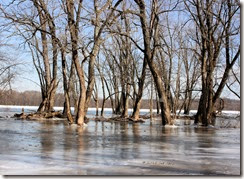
0, 107, 240, 175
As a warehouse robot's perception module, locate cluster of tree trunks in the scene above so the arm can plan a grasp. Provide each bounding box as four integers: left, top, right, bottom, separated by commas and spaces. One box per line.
185, 0, 240, 125
0, 0, 240, 127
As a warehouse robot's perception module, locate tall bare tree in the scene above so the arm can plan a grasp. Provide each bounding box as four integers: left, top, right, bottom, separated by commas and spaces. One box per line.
133, 0, 175, 125
66, 0, 123, 126
185, 0, 240, 125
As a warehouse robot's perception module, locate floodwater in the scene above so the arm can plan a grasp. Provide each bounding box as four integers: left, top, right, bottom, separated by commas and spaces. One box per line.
0, 107, 240, 175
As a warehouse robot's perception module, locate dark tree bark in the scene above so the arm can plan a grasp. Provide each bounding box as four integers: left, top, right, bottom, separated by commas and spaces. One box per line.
33, 0, 58, 113
185, 0, 240, 125
134, 0, 172, 125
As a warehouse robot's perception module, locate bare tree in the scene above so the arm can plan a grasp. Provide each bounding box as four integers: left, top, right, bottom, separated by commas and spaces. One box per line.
0, 52, 17, 95
132, 0, 175, 125
65, 0, 123, 126
0, 0, 60, 114
178, 28, 201, 115
185, 0, 240, 125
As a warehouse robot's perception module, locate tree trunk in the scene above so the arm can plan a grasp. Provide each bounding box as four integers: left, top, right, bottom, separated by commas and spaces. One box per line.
85, 54, 97, 114
104, 77, 115, 114
33, 1, 51, 113
100, 76, 106, 117
156, 93, 160, 114
149, 76, 153, 118
122, 83, 130, 117
134, 0, 172, 125
75, 67, 86, 126
132, 59, 147, 120
66, 0, 86, 126
33, 0, 59, 114
94, 82, 99, 116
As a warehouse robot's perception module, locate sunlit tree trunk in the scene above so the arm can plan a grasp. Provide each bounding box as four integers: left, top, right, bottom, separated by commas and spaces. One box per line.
33, 0, 58, 113
134, 0, 172, 125
132, 59, 147, 120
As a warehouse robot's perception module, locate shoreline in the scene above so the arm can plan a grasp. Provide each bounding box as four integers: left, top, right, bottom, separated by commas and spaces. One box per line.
0, 105, 240, 115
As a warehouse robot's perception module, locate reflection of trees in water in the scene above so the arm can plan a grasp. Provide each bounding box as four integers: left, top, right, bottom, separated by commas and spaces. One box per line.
101, 122, 139, 160
152, 126, 186, 159
62, 125, 88, 167
101, 121, 108, 151
179, 127, 196, 153
132, 123, 140, 141
117, 122, 129, 159
184, 126, 194, 137
153, 126, 216, 174
40, 122, 54, 154
149, 121, 153, 136
131, 123, 140, 159
62, 126, 76, 164
194, 128, 215, 174
39, 121, 57, 166
113, 122, 119, 134
195, 128, 215, 149
159, 127, 173, 152
63, 126, 73, 151
94, 121, 99, 150
76, 127, 87, 158
113, 122, 141, 160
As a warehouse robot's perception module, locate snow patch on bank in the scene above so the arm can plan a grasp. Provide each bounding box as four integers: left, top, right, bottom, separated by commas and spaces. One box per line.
0, 105, 240, 115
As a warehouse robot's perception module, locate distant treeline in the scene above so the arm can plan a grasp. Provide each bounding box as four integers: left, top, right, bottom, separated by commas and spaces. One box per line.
0, 90, 240, 111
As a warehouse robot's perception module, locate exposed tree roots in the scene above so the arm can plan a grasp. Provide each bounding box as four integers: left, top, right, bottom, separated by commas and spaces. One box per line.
13, 111, 63, 120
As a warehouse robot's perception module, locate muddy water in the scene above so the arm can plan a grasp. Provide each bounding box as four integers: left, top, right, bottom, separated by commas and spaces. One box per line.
0, 117, 240, 175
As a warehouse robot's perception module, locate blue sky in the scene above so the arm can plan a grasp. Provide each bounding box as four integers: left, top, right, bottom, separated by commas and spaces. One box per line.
1, 0, 242, 101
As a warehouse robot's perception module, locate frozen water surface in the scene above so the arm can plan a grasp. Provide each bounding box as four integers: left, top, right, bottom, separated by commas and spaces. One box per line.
0, 106, 240, 175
